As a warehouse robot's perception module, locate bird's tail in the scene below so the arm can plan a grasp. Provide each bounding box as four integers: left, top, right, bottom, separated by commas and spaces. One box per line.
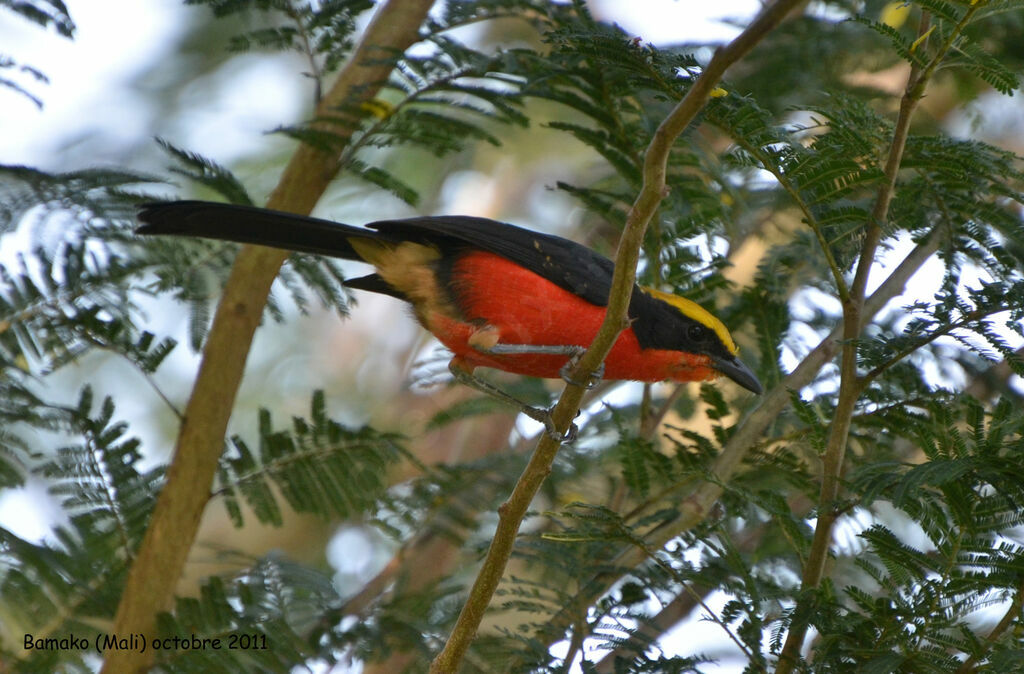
135, 200, 390, 261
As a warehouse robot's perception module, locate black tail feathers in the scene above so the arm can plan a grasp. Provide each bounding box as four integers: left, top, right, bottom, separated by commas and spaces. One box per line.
135, 200, 382, 260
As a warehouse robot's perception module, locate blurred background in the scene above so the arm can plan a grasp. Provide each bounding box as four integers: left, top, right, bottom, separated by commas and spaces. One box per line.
2, 1, 1022, 671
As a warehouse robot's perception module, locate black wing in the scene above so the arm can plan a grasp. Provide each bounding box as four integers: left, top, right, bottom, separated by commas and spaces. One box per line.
377, 216, 711, 356
366, 215, 617, 307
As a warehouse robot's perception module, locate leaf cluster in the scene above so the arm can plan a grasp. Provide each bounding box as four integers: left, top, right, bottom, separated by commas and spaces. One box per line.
215, 390, 404, 527
186, 0, 374, 92
1, 387, 159, 672
277, 31, 532, 206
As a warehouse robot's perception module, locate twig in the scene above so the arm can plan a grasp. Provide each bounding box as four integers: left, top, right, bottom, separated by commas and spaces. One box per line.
561, 603, 588, 673
284, 4, 325, 103
857, 307, 1008, 390
594, 581, 714, 673
730, 136, 850, 302
101, 3, 436, 673
639, 383, 687, 438
77, 331, 184, 419
428, 2, 809, 671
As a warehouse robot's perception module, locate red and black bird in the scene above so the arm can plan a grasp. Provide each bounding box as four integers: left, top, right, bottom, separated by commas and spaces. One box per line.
136, 201, 761, 434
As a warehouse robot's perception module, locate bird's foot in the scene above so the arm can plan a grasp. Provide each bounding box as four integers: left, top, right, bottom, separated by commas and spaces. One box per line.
522, 405, 578, 444
559, 349, 605, 390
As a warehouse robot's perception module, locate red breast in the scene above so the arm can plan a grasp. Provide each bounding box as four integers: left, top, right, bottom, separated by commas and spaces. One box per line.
424, 251, 717, 383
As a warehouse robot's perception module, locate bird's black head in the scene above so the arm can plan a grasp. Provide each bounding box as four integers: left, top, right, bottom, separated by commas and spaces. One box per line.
630, 286, 762, 394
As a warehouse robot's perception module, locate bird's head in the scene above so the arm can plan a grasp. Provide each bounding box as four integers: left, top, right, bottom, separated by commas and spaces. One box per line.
638, 287, 763, 394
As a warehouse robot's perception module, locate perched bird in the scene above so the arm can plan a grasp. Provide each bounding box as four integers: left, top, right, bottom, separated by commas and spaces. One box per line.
136, 201, 761, 439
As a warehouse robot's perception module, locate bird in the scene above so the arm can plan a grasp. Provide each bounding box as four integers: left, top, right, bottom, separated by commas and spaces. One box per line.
136, 201, 762, 440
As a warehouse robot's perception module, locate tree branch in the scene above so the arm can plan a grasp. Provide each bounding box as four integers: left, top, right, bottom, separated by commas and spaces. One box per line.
531, 226, 942, 650
102, 3, 435, 672
429, 2, 808, 671
775, 6, 983, 669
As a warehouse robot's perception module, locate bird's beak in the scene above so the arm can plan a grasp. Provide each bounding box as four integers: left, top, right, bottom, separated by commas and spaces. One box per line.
711, 354, 763, 394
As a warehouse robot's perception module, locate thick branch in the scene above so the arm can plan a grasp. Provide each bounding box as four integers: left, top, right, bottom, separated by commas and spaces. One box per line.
429, 3, 807, 671
102, 3, 435, 673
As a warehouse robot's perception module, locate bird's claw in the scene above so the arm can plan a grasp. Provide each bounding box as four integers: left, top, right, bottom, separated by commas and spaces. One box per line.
548, 419, 579, 444
559, 349, 604, 390
524, 406, 578, 444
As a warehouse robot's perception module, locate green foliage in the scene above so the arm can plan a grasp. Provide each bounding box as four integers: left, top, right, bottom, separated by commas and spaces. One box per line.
135, 145, 354, 347
156, 139, 254, 207
38, 386, 162, 548
277, 29, 531, 205
0, 164, 155, 232
795, 398, 1024, 671
215, 390, 405, 527
186, 0, 374, 88
1, 389, 160, 673
153, 556, 342, 673
0, 170, 178, 484
0, 55, 48, 109
516, 9, 710, 238
2, 0, 1024, 672
0, 0, 74, 36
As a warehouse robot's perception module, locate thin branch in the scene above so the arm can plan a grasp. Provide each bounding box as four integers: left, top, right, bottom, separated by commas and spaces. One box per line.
857, 306, 1008, 390
561, 603, 588, 673
333, 62, 492, 173
639, 383, 687, 439
135, 368, 183, 419
77, 331, 183, 419
642, 540, 761, 666
429, 3, 808, 671
594, 582, 715, 673
954, 578, 1024, 674
731, 136, 850, 302
284, 4, 325, 103
101, 3, 436, 673
775, 6, 983, 670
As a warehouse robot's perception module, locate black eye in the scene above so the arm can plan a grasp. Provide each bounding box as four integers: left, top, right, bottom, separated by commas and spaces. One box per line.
687, 324, 709, 342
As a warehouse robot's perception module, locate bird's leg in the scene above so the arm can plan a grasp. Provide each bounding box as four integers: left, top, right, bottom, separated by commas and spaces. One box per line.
482, 343, 605, 389
467, 326, 604, 389
448, 361, 577, 444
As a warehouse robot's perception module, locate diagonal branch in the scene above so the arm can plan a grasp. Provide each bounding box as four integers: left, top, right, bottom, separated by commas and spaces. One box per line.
429, 2, 808, 671
102, 3, 436, 673
857, 306, 1011, 390
532, 225, 942, 649
730, 136, 850, 303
